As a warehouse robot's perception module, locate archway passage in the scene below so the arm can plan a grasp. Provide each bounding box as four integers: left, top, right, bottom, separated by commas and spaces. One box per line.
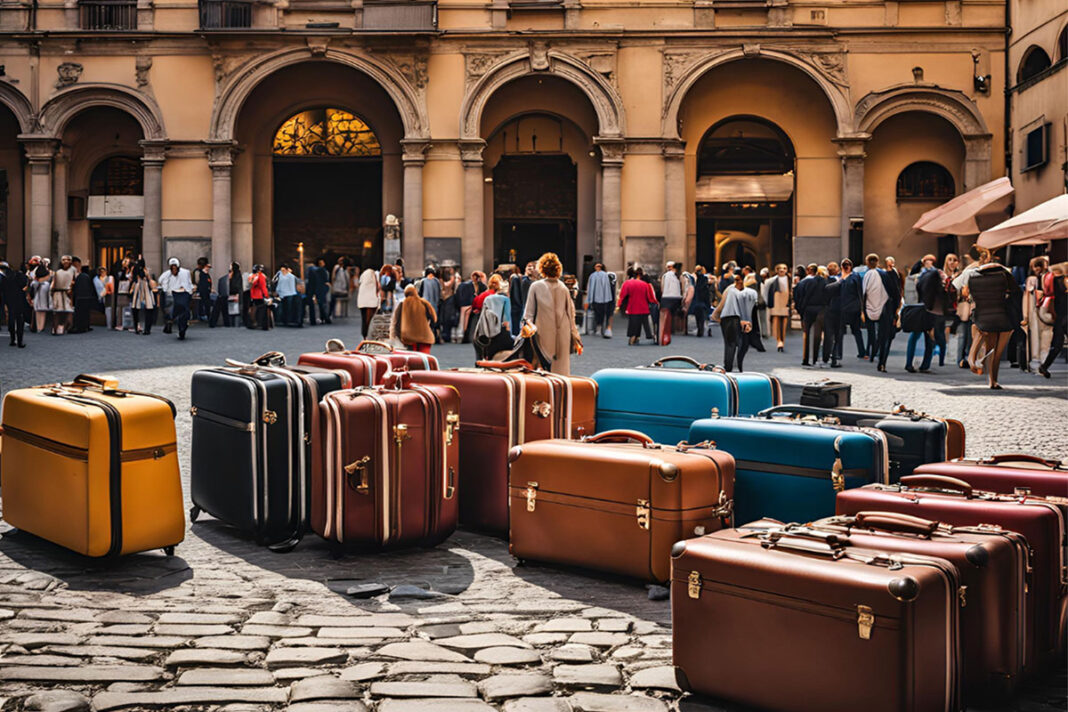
0, 104, 23, 263
695, 116, 795, 271
493, 152, 577, 270
271, 107, 383, 269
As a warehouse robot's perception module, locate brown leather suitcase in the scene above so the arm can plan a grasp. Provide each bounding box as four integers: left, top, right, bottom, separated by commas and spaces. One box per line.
773, 513, 1027, 702
496, 365, 598, 440
298, 344, 390, 387
409, 361, 591, 534
837, 475, 1067, 670
508, 431, 733, 582
672, 526, 962, 712
913, 454, 1068, 499
336, 338, 440, 373
312, 374, 459, 549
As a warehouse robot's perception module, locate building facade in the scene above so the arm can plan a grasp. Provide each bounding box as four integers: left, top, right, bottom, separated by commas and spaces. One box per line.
0, 0, 1013, 277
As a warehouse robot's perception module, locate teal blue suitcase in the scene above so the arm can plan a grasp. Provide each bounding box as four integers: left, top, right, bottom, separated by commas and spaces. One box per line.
688, 416, 889, 524
639, 356, 781, 416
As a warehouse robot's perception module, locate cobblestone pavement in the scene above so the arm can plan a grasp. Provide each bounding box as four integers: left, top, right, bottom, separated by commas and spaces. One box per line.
0, 315, 1065, 712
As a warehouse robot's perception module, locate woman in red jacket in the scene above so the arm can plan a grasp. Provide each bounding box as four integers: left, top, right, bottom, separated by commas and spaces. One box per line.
618, 267, 658, 345
248, 265, 270, 330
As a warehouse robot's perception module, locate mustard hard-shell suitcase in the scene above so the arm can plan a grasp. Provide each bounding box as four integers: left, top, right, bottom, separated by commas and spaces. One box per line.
0, 375, 185, 557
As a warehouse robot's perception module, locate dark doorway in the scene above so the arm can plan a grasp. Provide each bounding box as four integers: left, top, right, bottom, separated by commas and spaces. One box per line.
493, 154, 577, 273
696, 202, 793, 271
92, 222, 142, 272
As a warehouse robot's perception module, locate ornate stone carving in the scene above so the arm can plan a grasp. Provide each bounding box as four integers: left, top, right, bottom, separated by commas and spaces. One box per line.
459, 138, 486, 165
574, 50, 617, 87
800, 51, 849, 87
385, 53, 429, 91
662, 50, 706, 92
594, 137, 625, 163
307, 37, 330, 56
211, 53, 253, 88
529, 41, 550, 71
464, 50, 512, 88
854, 86, 987, 137
742, 43, 760, 58
55, 62, 82, 89
401, 138, 430, 163
206, 141, 236, 168
135, 56, 152, 88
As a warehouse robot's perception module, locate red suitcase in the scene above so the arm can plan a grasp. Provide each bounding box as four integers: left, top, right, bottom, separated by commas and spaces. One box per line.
348, 339, 440, 373
797, 513, 1028, 701
672, 526, 962, 712
913, 454, 1068, 499
313, 374, 459, 548
298, 346, 389, 387
837, 474, 1067, 670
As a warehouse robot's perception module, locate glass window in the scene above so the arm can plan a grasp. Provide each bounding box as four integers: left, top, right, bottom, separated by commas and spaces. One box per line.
89, 156, 143, 196
273, 108, 381, 158
1017, 46, 1052, 83
697, 117, 794, 176
896, 161, 955, 200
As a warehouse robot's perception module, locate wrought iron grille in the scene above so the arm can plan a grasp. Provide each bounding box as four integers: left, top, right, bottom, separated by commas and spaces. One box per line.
80, 0, 137, 30
199, 0, 252, 29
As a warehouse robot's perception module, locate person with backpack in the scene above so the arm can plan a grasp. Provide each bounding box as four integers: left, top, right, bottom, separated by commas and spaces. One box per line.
963, 259, 1021, 389
1037, 264, 1066, 379
472, 274, 512, 360
390, 284, 437, 353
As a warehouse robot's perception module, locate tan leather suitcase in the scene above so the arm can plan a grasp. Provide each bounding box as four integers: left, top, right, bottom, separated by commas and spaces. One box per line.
508, 430, 734, 582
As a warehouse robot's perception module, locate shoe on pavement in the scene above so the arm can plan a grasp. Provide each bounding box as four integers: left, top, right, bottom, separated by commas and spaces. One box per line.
830, 361, 842, 368
1038, 365, 1051, 379
905, 365, 916, 373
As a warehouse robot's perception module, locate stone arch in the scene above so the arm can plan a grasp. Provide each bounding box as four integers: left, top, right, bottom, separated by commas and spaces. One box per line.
460, 50, 625, 139
0, 82, 34, 133
211, 47, 427, 141
38, 84, 165, 140
662, 48, 853, 139
854, 85, 988, 138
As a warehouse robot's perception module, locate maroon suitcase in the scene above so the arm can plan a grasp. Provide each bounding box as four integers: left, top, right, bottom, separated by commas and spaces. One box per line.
787, 513, 1028, 701
913, 454, 1068, 499
298, 348, 389, 387
837, 474, 1067, 670
350, 339, 440, 373
313, 374, 459, 548
672, 526, 962, 712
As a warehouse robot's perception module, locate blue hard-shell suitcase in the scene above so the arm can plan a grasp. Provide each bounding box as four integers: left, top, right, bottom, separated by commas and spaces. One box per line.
639, 356, 781, 416
688, 416, 889, 524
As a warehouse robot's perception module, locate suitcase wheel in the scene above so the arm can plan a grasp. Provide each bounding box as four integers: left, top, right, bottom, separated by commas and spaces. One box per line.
188, 505, 201, 523
163, 546, 176, 557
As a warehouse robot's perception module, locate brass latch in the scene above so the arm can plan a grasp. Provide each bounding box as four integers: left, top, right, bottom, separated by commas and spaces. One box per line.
262, 410, 278, 425
445, 412, 459, 445
831, 458, 845, 493
303, 432, 311, 445
344, 456, 371, 494
710, 407, 720, 418
958, 586, 967, 608
857, 605, 874, 640
445, 467, 456, 500
152, 448, 165, 460
189, 406, 198, 416
687, 570, 702, 599
393, 423, 410, 444
525, 482, 538, 512
531, 401, 552, 419
636, 499, 651, 530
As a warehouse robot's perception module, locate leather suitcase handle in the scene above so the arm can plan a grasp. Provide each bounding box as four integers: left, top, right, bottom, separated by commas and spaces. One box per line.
253, 351, 286, 366
853, 511, 939, 537
325, 338, 347, 353
651, 355, 705, 369
978, 453, 1064, 469
357, 340, 395, 354
757, 404, 839, 419
476, 359, 534, 371
72, 374, 120, 391
900, 474, 973, 496
583, 430, 656, 448
382, 370, 412, 390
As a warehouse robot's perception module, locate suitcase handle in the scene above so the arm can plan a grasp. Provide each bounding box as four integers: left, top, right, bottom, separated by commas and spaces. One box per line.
851, 511, 939, 537
357, 340, 395, 354
757, 404, 841, 420
253, 351, 286, 367
476, 359, 535, 371
976, 453, 1064, 469
325, 338, 347, 353
899, 474, 973, 496
583, 430, 656, 448
382, 370, 412, 390
650, 356, 706, 370
758, 529, 847, 559
71, 374, 120, 391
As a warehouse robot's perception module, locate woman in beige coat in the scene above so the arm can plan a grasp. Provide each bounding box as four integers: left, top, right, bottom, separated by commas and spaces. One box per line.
522, 252, 582, 375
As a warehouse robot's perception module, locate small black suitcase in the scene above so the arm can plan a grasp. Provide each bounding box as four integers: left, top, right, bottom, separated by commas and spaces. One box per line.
799, 380, 850, 408
190, 352, 349, 551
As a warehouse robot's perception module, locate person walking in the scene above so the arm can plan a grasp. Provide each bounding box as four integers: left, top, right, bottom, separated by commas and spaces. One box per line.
766, 263, 791, 352
472, 274, 512, 360
1, 261, 28, 347
129, 259, 157, 335
305, 258, 330, 325
194, 258, 213, 323
274, 263, 301, 327
70, 264, 97, 334
50, 255, 76, 335
159, 258, 194, 339
523, 252, 582, 375
862, 253, 901, 372
796, 264, 829, 366
914, 255, 951, 372
112, 256, 132, 331
838, 259, 866, 359
965, 261, 1021, 389
1037, 265, 1066, 379
691, 266, 712, 337
659, 261, 682, 345
713, 272, 757, 372
822, 267, 843, 368
1025, 256, 1052, 370
584, 262, 615, 338
619, 267, 657, 346
330, 257, 350, 319
93, 266, 113, 329
390, 284, 437, 353
507, 265, 525, 338
455, 272, 476, 343
418, 267, 442, 342
904, 255, 935, 372
248, 265, 271, 330
357, 264, 380, 338
30, 262, 51, 335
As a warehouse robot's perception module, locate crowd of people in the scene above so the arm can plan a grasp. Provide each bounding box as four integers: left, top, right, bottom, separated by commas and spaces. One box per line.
2, 246, 1064, 388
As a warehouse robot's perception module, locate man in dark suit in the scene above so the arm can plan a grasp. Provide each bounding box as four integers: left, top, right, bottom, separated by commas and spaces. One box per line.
792, 263, 819, 365
838, 259, 866, 359
822, 264, 843, 368
305, 258, 331, 325
1, 261, 28, 347
862, 253, 902, 372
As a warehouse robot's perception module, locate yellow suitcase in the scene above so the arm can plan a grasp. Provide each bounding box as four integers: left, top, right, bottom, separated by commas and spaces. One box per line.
0, 375, 185, 557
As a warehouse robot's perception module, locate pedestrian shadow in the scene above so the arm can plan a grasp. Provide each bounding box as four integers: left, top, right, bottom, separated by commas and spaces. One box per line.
0, 527, 192, 595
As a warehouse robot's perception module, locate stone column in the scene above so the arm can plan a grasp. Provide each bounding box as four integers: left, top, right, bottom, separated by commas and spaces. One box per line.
22, 138, 56, 261
663, 141, 686, 265
596, 137, 624, 272
963, 136, 992, 192
401, 139, 428, 270
460, 139, 486, 273
834, 136, 868, 259
52, 149, 69, 258
141, 140, 165, 274
208, 142, 235, 276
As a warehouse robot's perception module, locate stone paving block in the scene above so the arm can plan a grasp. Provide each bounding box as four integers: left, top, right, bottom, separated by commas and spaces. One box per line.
176, 667, 275, 686
155, 624, 235, 637
290, 675, 362, 701
0, 655, 81, 666
552, 664, 622, 690
40, 645, 160, 661
567, 633, 630, 649
473, 646, 542, 666
277, 637, 383, 648
516, 601, 585, 613
18, 609, 97, 623
457, 621, 501, 635
523, 634, 569, 646
92, 624, 152, 636
0, 634, 81, 649
0, 608, 15, 621
85, 635, 188, 649
0, 665, 165, 682
550, 645, 595, 663
418, 624, 462, 639
370, 676, 479, 698
627, 666, 679, 691
337, 662, 386, 682
165, 649, 248, 667
480, 672, 553, 700
567, 692, 668, 711
22, 689, 90, 712
387, 662, 492, 677
503, 698, 574, 712
377, 700, 495, 712
596, 620, 631, 633
272, 667, 332, 682
637, 635, 671, 648
264, 647, 348, 669
287, 703, 369, 712
436, 633, 532, 651
297, 613, 414, 627
316, 627, 404, 639
628, 623, 663, 636
245, 611, 289, 626
91, 686, 288, 710
95, 611, 153, 625
534, 618, 592, 633
157, 612, 242, 625
192, 636, 272, 650
375, 641, 472, 662
239, 624, 313, 638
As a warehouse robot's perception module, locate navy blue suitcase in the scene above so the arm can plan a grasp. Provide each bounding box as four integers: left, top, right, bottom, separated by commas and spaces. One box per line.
688, 416, 889, 524
638, 356, 781, 416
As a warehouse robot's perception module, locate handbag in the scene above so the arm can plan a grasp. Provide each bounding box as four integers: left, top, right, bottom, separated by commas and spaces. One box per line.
899, 304, 931, 333
228, 297, 240, 316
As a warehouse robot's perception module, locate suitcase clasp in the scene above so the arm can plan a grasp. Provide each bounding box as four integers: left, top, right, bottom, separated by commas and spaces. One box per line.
531, 401, 552, 419
857, 605, 874, 640
262, 410, 278, 425
525, 482, 538, 511
636, 499, 651, 530
687, 570, 702, 599
831, 436, 845, 492
445, 412, 459, 446
393, 424, 410, 444
344, 456, 372, 495
445, 467, 456, 500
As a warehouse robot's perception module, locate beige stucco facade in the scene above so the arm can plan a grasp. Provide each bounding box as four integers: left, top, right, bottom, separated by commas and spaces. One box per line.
0, 0, 1016, 277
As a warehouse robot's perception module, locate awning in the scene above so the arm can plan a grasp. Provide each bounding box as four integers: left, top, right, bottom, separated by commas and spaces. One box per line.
977, 193, 1068, 249
696, 174, 794, 203
912, 177, 1014, 236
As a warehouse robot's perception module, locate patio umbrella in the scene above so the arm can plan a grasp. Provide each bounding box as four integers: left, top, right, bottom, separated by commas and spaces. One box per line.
912, 176, 1015, 235
977, 193, 1068, 249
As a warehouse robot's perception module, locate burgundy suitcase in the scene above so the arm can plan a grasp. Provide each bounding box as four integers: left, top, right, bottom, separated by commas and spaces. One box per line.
913, 454, 1067, 499
298, 347, 389, 387
313, 374, 459, 549
672, 526, 962, 712
794, 513, 1027, 701
347, 339, 440, 373
837, 474, 1067, 670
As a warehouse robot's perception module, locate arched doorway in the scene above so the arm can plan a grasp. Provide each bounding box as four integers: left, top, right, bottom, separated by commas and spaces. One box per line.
271, 107, 383, 269
88, 155, 144, 270
695, 116, 795, 271
0, 105, 24, 263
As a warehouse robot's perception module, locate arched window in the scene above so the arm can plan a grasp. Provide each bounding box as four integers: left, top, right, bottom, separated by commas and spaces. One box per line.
90, 156, 143, 196
1058, 25, 1067, 62
896, 161, 955, 201
697, 117, 795, 175
1017, 46, 1052, 84
273, 108, 381, 157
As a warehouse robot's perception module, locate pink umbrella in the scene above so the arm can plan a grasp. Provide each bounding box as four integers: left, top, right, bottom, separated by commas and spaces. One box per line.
977, 193, 1068, 249
912, 177, 1014, 236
